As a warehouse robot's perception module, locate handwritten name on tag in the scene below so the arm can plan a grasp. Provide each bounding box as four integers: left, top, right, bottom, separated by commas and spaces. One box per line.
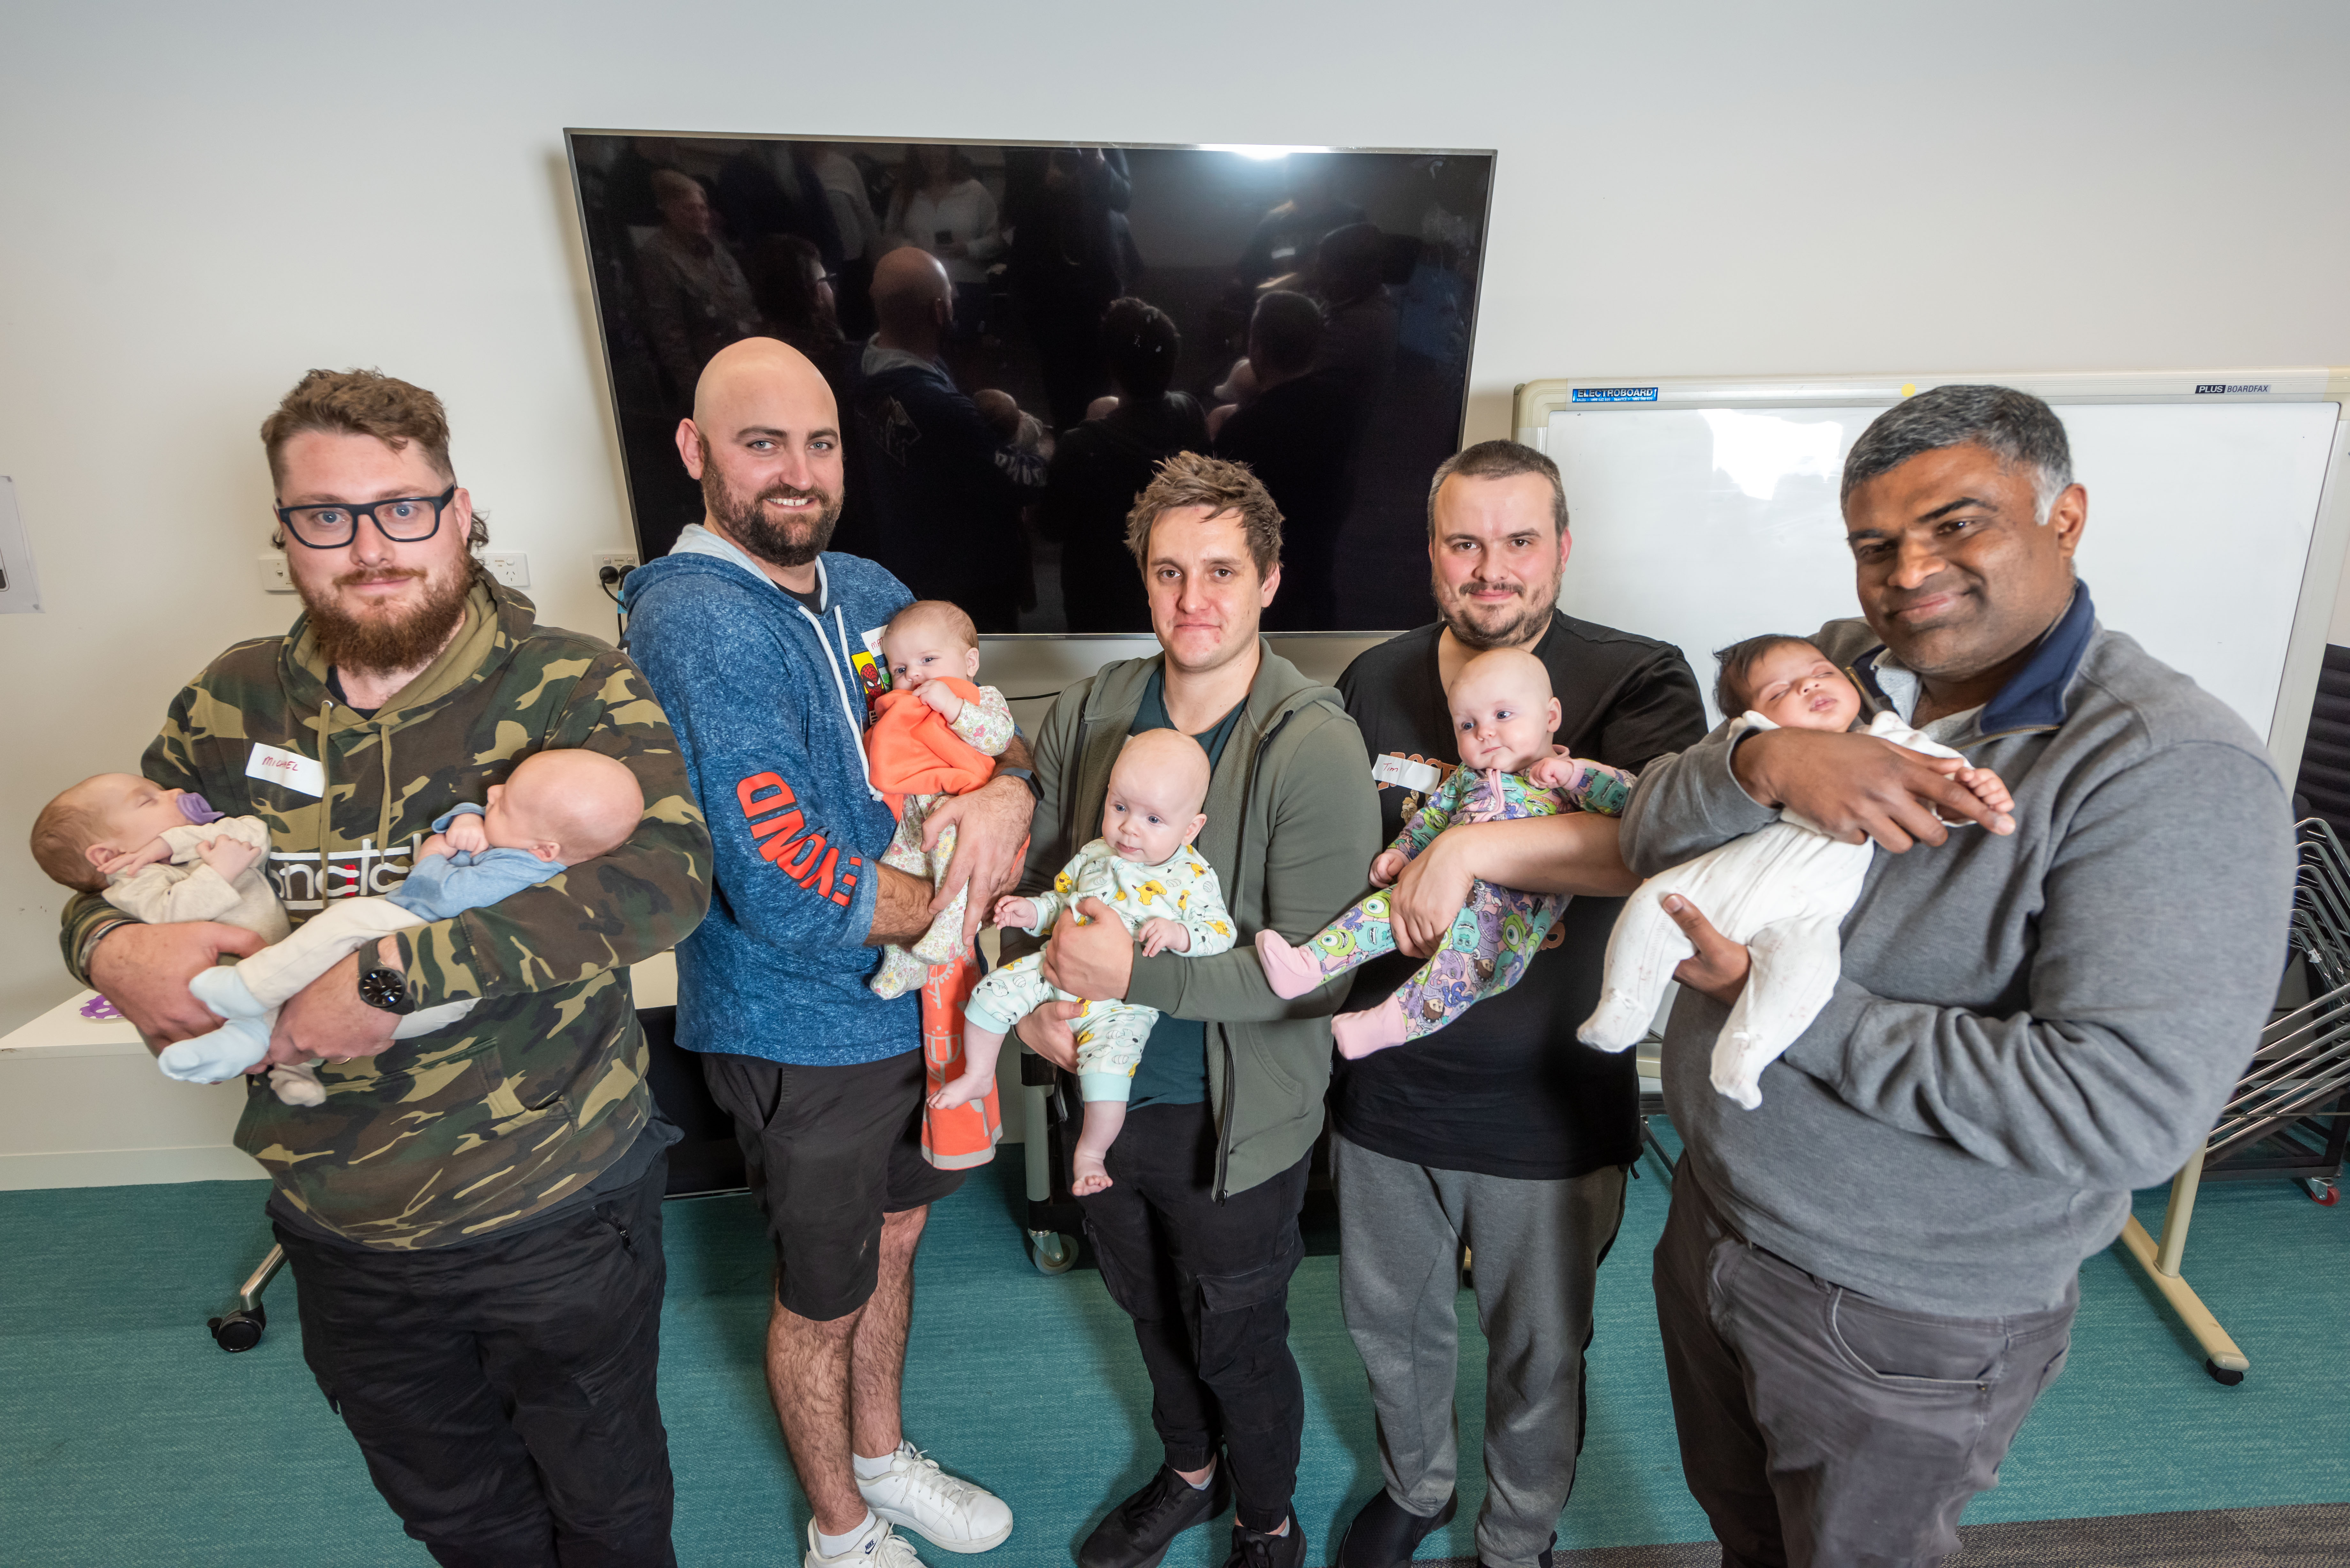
246, 743, 324, 798
1372, 753, 1443, 793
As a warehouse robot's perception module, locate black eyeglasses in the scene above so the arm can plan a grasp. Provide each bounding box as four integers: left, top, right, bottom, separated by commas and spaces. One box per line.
274, 486, 458, 549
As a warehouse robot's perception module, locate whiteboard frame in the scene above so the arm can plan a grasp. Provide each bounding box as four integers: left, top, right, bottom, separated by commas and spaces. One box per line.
1512, 369, 2350, 781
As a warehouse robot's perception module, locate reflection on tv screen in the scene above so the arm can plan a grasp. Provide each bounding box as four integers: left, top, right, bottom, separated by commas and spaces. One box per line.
568, 133, 1493, 634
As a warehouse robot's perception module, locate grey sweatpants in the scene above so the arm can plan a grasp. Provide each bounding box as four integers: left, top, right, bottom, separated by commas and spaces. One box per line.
1654, 1161, 2075, 1568
1331, 1132, 1627, 1568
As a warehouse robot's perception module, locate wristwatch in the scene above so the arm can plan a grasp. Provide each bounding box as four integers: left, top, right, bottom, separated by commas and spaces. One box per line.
356, 965, 415, 1014
997, 765, 1042, 802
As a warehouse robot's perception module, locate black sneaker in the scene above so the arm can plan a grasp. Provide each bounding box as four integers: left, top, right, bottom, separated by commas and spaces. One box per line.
1476, 1531, 1556, 1568
1223, 1515, 1307, 1568
1078, 1463, 1232, 1568
1336, 1489, 1458, 1568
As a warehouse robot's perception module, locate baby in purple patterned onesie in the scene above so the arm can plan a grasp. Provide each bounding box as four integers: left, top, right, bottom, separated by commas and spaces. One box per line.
1256, 647, 1635, 1057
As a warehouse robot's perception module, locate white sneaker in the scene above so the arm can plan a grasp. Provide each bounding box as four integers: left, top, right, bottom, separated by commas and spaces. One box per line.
856, 1442, 1014, 1554
805, 1515, 925, 1568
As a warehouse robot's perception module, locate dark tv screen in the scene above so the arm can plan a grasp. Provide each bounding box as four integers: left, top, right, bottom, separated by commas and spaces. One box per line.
567, 132, 1494, 634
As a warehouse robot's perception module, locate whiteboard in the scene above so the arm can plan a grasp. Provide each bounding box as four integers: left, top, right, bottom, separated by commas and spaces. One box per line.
1516, 373, 2350, 772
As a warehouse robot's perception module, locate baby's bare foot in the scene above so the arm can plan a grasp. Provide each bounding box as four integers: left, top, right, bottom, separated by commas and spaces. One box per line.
929, 1073, 993, 1111
1072, 1153, 1113, 1195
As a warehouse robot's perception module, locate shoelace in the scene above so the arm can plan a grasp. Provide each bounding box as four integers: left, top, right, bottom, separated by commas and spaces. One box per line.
892, 1447, 982, 1510
1228, 1527, 1283, 1568
871, 1525, 923, 1568
1125, 1469, 1203, 1529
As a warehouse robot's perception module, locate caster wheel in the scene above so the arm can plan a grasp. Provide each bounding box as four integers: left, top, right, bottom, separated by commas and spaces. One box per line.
1028, 1231, 1078, 1276
2303, 1179, 2339, 1206
209, 1305, 266, 1353
2203, 1357, 2245, 1386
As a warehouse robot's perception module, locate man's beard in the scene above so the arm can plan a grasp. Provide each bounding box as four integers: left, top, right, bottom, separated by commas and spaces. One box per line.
303, 559, 474, 676
705, 463, 841, 568
1434, 571, 1560, 651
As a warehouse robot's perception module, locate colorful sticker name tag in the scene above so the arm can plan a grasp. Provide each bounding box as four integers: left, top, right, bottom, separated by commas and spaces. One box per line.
1371, 753, 1443, 793
246, 742, 324, 798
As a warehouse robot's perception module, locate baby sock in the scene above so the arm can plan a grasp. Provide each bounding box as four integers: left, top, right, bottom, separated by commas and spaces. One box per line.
1330, 997, 1409, 1060
1254, 929, 1324, 1000
188, 965, 269, 1020
155, 1017, 273, 1085
269, 1062, 327, 1108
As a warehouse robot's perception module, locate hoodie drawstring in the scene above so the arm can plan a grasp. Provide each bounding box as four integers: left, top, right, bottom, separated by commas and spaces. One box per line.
799, 599, 882, 803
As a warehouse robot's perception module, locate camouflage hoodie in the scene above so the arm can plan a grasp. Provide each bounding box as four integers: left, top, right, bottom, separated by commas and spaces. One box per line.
61, 580, 712, 1249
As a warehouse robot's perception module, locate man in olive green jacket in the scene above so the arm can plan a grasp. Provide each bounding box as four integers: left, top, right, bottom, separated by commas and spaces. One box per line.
1004, 453, 1380, 1568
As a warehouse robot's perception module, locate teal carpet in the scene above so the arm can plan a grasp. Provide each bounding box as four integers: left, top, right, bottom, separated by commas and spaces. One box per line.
3, 1131, 2344, 1567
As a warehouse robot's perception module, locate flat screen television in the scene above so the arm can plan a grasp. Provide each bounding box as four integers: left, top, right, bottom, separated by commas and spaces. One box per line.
566, 132, 1495, 634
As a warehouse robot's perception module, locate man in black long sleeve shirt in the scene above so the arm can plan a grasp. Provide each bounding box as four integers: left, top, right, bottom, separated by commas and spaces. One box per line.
1329, 442, 1705, 1568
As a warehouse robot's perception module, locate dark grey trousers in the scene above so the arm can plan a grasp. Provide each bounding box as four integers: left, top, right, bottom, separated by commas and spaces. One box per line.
1653, 1162, 2075, 1568
1332, 1132, 1628, 1568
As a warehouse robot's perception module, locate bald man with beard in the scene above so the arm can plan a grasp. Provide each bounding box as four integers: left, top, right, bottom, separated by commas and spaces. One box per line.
852, 246, 1047, 630
622, 337, 1035, 1568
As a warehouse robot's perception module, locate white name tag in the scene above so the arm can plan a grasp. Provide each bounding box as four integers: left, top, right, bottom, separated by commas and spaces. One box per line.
246, 743, 324, 798
1372, 754, 1443, 792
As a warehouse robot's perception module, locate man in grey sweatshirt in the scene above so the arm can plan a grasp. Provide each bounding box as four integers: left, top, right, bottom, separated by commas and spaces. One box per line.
1616, 385, 2293, 1567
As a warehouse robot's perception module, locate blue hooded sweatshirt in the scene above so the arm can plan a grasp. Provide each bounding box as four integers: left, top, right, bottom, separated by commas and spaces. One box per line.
623, 529, 917, 1065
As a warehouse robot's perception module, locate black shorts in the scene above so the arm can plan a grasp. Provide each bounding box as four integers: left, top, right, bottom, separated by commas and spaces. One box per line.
701, 1048, 965, 1322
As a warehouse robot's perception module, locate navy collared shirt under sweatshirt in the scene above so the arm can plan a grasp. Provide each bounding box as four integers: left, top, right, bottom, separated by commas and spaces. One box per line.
624, 531, 918, 1066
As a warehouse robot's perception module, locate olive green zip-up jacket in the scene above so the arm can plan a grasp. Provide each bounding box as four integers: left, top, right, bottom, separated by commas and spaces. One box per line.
1004, 645, 1381, 1197
60, 581, 712, 1248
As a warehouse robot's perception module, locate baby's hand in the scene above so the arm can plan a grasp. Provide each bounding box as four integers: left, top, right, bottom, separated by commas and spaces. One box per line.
1956, 765, 2015, 818
994, 895, 1039, 930
417, 833, 454, 863
195, 835, 261, 881
919, 682, 965, 721
1368, 848, 1407, 887
1137, 917, 1190, 957
1527, 748, 1583, 790
97, 836, 175, 880
440, 813, 491, 855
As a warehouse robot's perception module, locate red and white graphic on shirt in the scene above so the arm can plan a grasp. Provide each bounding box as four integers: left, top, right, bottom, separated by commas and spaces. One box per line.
736, 771, 861, 907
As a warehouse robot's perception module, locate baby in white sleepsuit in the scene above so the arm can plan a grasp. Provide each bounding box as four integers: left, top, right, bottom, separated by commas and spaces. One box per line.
1579, 635, 2014, 1108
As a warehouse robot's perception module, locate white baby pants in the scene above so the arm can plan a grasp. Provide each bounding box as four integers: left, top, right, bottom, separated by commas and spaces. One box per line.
1579, 818, 1873, 1109
162, 897, 476, 1085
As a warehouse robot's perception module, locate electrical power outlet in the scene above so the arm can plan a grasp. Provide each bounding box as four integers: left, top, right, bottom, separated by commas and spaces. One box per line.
257, 553, 295, 593
592, 551, 640, 584
482, 551, 530, 588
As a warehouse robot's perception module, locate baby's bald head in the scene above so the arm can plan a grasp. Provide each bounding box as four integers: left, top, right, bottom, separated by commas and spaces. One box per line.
1102, 729, 1214, 866
1444, 647, 1562, 775
491, 750, 644, 864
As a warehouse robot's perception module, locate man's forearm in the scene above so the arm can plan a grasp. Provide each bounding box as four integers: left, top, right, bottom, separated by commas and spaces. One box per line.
867, 864, 937, 946
1453, 813, 1639, 898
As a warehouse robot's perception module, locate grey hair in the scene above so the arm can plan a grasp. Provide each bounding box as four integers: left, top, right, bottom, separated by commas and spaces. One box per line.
1428, 439, 1569, 537
1840, 384, 2074, 523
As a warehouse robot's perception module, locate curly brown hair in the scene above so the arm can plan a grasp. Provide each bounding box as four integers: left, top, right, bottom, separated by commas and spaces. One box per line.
260, 368, 487, 547
1123, 451, 1283, 582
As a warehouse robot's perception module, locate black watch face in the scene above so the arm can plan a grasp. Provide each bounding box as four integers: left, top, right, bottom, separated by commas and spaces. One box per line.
359, 968, 408, 1012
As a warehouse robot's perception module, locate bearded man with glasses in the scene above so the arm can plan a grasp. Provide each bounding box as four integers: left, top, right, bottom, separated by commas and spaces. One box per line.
58, 368, 713, 1566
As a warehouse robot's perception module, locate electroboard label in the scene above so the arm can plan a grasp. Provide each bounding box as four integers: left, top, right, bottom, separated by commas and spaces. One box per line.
1572, 386, 1659, 403
2195, 383, 2271, 394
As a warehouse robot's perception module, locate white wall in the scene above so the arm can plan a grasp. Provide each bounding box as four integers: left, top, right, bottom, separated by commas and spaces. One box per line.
6, 0, 2350, 1035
